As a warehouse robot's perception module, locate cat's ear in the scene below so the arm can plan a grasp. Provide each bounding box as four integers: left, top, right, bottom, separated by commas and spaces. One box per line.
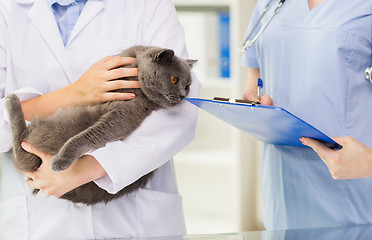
154, 49, 175, 63
186, 59, 198, 67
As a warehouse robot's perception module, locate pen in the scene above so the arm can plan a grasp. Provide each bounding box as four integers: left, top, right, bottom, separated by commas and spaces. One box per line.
257, 78, 263, 99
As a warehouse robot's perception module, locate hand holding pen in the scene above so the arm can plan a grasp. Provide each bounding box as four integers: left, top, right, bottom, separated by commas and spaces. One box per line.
243, 77, 274, 106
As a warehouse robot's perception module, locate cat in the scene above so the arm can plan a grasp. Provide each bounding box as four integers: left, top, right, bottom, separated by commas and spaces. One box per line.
5, 45, 196, 205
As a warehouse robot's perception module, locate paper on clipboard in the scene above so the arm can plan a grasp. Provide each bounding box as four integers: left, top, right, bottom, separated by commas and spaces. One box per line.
186, 97, 342, 149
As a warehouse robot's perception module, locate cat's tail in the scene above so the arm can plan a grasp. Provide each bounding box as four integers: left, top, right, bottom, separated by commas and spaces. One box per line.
4, 94, 41, 173
5, 94, 27, 147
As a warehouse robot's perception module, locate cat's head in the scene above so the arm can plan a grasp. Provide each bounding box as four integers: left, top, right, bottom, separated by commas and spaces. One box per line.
137, 47, 196, 108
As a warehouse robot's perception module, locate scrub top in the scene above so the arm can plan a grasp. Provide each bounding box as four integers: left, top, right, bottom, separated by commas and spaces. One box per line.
242, 0, 372, 230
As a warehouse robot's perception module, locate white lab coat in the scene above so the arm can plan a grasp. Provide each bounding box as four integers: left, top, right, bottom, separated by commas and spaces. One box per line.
0, 0, 200, 239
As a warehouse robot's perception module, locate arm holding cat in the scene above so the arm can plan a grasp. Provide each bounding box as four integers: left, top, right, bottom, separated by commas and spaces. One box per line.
21, 56, 140, 121
17, 57, 141, 196
90, 0, 201, 194
2, 54, 140, 196
22, 141, 106, 197
0, 56, 140, 197
0, 9, 140, 196
0, 37, 140, 153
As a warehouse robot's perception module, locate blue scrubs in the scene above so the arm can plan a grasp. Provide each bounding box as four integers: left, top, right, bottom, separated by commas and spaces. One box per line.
242, 0, 372, 230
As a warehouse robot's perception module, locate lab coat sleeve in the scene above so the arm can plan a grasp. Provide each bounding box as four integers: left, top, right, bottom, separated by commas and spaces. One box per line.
241, 1, 264, 69
0, 9, 45, 153
91, 0, 201, 193
0, 9, 10, 152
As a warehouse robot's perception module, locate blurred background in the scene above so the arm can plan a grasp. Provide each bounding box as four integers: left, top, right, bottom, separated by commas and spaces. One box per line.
172, 0, 264, 234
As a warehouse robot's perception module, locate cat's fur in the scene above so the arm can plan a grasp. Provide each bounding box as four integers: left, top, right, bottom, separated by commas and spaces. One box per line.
5, 45, 195, 205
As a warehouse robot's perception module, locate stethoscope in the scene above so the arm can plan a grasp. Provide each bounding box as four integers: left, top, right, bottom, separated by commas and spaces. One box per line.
242, 0, 372, 84
366, 46, 372, 84
242, 0, 287, 51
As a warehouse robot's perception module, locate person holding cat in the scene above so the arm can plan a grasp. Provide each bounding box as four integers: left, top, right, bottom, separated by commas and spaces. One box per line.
0, 0, 200, 239
242, 0, 371, 230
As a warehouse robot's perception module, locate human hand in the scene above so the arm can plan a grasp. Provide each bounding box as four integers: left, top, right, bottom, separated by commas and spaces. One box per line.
22, 142, 106, 197
301, 136, 372, 179
70, 55, 140, 105
243, 89, 274, 106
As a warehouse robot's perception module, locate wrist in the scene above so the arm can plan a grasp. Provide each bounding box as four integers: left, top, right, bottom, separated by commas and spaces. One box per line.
68, 155, 107, 189
60, 82, 86, 106
365, 147, 372, 178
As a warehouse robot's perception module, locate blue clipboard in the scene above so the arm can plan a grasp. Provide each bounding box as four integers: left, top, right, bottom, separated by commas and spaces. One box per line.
186, 98, 342, 149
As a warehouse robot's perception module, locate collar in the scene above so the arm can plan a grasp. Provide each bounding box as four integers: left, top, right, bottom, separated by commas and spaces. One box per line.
13, 0, 91, 5
47, 0, 83, 8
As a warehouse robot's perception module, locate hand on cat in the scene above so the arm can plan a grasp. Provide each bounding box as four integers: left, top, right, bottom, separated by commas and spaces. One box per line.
21, 142, 106, 197
70, 55, 140, 105
301, 136, 372, 179
243, 89, 274, 106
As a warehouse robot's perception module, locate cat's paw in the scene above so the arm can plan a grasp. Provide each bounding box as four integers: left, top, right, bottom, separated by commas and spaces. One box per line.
50, 155, 73, 172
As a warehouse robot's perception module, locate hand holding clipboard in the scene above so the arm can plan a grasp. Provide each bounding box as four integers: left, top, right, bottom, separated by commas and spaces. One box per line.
186, 97, 342, 150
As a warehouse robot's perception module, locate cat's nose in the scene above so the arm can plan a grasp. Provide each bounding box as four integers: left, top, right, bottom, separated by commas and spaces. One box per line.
179, 95, 185, 100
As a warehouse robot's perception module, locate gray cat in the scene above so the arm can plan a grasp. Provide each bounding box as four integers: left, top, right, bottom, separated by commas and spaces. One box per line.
5, 45, 196, 205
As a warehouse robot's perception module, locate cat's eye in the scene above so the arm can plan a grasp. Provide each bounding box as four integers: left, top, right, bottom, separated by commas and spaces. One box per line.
171, 76, 179, 84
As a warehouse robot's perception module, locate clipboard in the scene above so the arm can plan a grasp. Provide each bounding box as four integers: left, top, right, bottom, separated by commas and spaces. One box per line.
186, 97, 342, 149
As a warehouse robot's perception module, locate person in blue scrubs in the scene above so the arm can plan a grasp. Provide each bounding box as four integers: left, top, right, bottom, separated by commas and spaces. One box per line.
242, 0, 372, 230
301, 136, 372, 180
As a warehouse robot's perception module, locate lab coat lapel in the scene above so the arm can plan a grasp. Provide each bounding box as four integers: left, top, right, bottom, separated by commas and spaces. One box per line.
28, 0, 74, 82
68, 0, 104, 45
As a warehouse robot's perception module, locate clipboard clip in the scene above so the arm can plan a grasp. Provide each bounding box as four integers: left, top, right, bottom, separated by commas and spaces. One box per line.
213, 97, 260, 106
